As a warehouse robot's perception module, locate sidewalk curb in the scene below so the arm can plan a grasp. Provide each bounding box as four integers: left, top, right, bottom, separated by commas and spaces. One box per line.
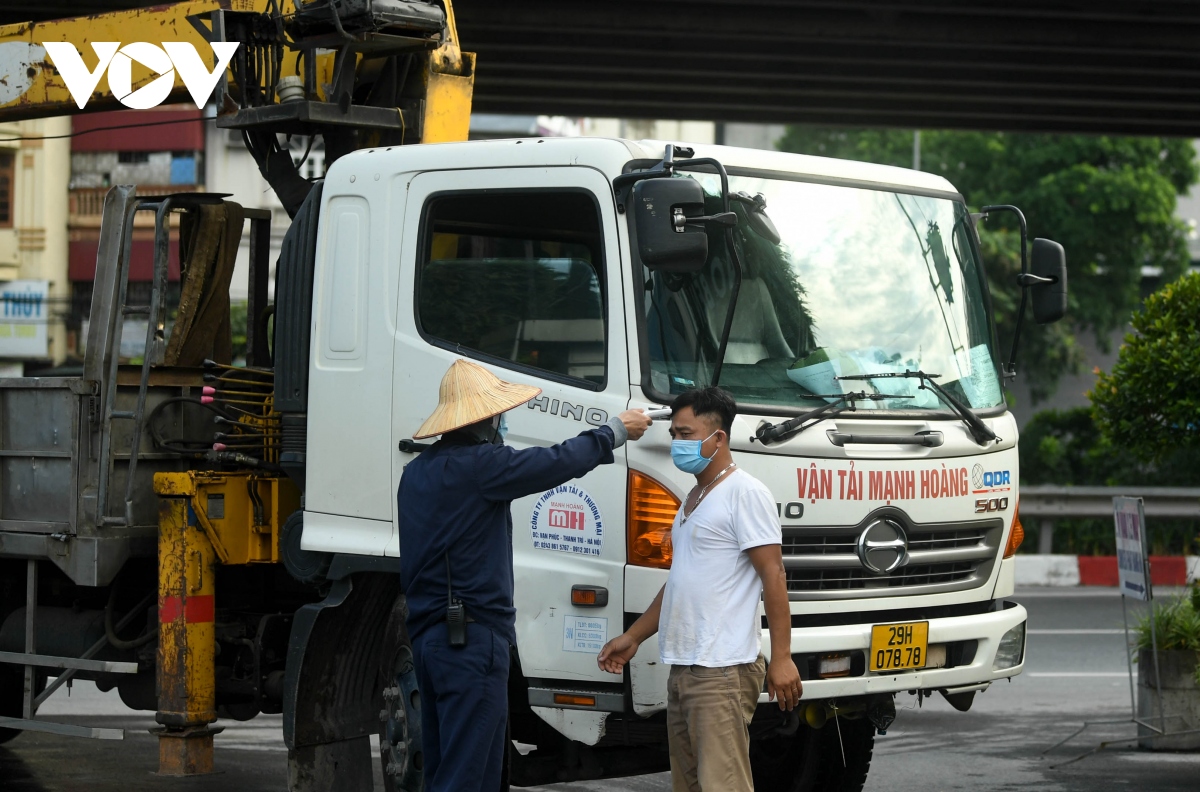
1015, 555, 1200, 587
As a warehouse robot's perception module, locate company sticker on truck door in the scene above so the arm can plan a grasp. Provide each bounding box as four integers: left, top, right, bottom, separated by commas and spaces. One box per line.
531, 485, 604, 556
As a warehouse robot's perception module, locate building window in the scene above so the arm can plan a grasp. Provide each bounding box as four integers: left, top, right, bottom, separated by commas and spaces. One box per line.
117, 151, 151, 164
416, 190, 607, 387
288, 136, 325, 180
0, 151, 13, 228
169, 152, 198, 185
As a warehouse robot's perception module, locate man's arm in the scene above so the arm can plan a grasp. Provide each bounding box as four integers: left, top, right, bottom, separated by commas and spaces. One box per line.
746, 543, 802, 710
477, 410, 652, 502
596, 584, 664, 674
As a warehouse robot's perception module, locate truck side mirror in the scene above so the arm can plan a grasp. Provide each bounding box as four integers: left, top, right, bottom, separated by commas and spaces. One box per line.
633, 178, 709, 272
1030, 238, 1067, 324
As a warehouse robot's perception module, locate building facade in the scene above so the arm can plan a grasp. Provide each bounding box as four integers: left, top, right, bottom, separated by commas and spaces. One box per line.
65, 106, 319, 363
0, 117, 70, 373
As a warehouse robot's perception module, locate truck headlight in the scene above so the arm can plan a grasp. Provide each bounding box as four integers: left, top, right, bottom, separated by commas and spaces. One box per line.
992, 622, 1025, 671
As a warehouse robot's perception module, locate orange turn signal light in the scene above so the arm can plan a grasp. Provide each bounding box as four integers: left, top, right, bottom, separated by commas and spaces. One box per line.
554, 694, 596, 707
570, 586, 608, 606
628, 470, 680, 569
1004, 503, 1024, 558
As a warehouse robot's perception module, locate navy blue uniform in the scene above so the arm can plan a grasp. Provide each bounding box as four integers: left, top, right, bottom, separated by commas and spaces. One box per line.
398, 423, 622, 792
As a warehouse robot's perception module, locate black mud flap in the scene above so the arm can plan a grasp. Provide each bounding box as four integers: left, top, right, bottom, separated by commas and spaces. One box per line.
284, 572, 400, 792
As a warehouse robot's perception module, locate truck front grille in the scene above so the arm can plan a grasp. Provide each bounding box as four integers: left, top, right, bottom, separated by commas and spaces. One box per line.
781, 519, 1004, 600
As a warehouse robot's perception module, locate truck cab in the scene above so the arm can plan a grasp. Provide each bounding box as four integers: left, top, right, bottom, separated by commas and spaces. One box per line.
298, 136, 1040, 787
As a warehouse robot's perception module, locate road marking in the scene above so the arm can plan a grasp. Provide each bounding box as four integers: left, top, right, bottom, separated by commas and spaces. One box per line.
1026, 672, 1128, 677
1014, 589, 1124, 598
1027, 629, 1125, 635
1015, 586, 1189, 598
214, 716, 287, 752
1120, 753, 1200, 764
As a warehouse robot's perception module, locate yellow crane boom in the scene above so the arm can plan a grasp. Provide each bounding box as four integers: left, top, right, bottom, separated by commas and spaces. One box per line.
0, 0, 473, 213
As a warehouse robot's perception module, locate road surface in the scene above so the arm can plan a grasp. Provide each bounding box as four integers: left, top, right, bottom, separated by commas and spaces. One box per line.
3, 587, 1197, 791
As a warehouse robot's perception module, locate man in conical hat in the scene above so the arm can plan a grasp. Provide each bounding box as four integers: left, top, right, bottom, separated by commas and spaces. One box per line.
398, 359, 651, 792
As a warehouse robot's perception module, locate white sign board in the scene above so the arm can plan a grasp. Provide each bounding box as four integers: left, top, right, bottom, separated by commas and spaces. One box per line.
1113, 496, 1151, 601
0, 280, 49, 359
562, 616, 608, 654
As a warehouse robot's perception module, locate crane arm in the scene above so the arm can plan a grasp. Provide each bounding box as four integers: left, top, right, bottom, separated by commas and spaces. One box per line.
0, 0, 234, 121
0, 0, 473, 214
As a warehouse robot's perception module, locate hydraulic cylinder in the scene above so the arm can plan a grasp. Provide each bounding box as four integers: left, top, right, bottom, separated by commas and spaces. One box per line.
154, 493, 220, 775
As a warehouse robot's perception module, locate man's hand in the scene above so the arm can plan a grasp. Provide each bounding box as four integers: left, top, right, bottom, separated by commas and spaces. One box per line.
597, 632, 641, 674
618, 409, 653, 441
766, 656, 802, 711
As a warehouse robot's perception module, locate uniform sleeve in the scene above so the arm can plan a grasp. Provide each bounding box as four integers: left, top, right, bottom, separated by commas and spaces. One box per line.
476, 426, 617, 502
735, 484, 782, 551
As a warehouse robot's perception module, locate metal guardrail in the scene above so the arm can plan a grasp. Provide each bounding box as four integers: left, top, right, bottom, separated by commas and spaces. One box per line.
1019, 486, 1200, 554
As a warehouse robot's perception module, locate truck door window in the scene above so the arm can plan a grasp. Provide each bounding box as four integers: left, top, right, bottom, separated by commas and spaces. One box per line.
416, 190, 606, 387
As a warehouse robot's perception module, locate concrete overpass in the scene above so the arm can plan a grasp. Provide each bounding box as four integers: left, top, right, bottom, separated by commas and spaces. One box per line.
7, 1, 1200, 136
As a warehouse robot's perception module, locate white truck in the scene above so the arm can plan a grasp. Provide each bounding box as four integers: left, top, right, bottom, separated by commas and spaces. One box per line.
306, 136, 1061, 787
0, 135, 1065, 792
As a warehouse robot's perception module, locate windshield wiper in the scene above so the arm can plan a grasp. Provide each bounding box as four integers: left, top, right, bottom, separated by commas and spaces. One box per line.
752, 391, 913, 445
835, 370, 998, 446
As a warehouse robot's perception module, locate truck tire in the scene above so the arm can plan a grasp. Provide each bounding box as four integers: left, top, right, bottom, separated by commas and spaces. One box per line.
280, 511, 331, 585
814, 716, 875, 792
379, 608, 423, 792
750, 716, 874, 792
750, 721, 821, 792
0, 668, 22, 744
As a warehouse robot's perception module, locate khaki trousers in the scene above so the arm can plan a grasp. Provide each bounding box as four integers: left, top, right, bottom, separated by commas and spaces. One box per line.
666, 655, 766, 792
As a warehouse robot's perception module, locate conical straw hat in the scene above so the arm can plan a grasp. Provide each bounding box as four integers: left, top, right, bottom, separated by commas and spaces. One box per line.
414, 359, 542, 439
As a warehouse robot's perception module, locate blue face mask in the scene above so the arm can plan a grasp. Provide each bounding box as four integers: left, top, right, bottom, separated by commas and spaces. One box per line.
671, 430, 718, 474
494, 413, 509, 444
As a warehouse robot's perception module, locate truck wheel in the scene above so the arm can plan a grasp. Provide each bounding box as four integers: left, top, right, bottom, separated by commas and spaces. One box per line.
379, 622, 423, 792
750, 716, 875, 792
750, 721, 821, 792
280, 511, 331, 584
0, 668, 22, 744
814, 716, 875, 792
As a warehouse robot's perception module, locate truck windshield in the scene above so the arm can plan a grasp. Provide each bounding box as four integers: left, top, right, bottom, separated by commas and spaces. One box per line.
640, 171, 1003, 412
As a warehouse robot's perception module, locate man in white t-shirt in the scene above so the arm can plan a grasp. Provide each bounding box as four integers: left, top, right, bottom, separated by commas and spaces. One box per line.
598, 387, 801, 792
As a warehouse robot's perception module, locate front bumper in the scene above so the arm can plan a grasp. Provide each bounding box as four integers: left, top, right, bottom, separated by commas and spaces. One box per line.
769, 600, 1026, 701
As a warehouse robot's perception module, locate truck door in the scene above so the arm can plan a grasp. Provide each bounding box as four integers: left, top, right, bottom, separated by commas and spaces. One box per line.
392, 166, 630, 683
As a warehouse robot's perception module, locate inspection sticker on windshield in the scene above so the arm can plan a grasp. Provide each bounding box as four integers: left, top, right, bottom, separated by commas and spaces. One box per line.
957, 344, 1002, 407
563, 616, 608, 653
531, 485, 604, 557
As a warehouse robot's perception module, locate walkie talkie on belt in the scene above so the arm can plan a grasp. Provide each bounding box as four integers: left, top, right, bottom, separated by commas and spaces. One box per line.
445, 553, 467, 647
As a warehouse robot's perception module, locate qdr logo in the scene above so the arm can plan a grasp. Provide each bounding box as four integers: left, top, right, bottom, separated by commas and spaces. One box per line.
42, 42, 239, 110
970, 463, 1011, 490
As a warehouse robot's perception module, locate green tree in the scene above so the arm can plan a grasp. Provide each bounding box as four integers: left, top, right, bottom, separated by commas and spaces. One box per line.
776, 128, 1198, 401
1018, 406, 1200, 554
229, 300, 248, 363
1091, 271, 1200, 463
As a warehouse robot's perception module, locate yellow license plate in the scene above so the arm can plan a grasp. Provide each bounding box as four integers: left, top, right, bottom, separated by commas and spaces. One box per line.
869, 621, 929, 672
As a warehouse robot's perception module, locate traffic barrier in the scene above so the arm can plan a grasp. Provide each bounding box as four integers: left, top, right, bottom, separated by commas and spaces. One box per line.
1014, 555, 1200, 587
